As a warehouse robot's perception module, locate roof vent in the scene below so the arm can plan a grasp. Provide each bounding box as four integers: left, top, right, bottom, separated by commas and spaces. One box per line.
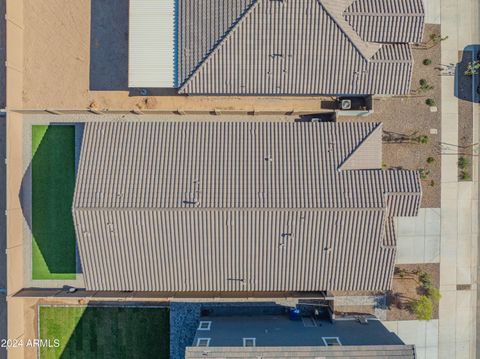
270, 53, 283, 58
358, 317, 368, 324
341, 99, 352, 110
183, 191, 200, 206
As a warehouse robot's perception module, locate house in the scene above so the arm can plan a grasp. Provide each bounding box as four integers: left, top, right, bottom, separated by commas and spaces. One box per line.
129, 0, 425, 95
185, 310, 415, 358
72, 121, 421, 292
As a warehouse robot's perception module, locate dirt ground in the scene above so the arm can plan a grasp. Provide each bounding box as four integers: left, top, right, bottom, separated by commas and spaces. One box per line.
386, 263, 440, 321
332, 263, 440, 321
20, 0, 329, 112
339, 24, 442, 208
334, 304, 376, 316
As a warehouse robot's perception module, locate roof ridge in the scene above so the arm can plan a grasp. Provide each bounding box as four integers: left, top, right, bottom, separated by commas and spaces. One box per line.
319, 0, 382, 60
73, 207, 388, 212
345, 11, 425, 16
338, 123, 383, 171
178, 0, 261, 92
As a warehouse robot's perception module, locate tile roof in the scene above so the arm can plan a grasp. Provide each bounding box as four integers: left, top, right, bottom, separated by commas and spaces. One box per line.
73, 122, 421, 292
177, 0, 424, 95
185, 345, 416, 358
344, 0, 425, 43
177, 0, 256, 86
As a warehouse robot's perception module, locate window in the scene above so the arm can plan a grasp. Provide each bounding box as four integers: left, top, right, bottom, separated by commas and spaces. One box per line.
196, 338, 211, 347
243, 338, 256, 347
322, 337, 341, 346
198, 321, 212, 331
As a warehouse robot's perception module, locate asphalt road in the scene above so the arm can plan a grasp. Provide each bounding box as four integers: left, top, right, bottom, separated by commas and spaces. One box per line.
0, 0, 5, 109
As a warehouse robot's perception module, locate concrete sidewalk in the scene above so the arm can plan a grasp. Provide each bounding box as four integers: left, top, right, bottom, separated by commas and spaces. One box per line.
438, 0, 479, 357
384, 320, 439, 359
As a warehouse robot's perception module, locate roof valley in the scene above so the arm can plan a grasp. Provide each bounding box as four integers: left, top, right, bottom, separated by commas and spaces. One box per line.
178, 0, 261, 89
319, 0, 382, 59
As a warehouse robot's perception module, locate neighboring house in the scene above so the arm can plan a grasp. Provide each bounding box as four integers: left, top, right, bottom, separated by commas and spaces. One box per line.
185, 313, 415, 358
73, 121, 421, 292
129, 0, 425, 95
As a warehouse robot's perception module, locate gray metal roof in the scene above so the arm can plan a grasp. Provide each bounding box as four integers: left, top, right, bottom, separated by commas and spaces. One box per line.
177, 0, 424, 95
185, 346, 416, 358
73, 122, 421, 292
128, 0, 176, 87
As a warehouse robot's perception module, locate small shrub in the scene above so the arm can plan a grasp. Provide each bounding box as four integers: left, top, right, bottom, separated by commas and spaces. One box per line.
426, 156, 435, 164
425, 98, 436, 107
423, 58, 432, 65
415, 135, 429, 144
428, 287, 442, 303
419, 271, 434, 289
396, 268, 408, 278
460, 171, 471, 181
419, 79, 434, 92
412, 296, 433, 320
428, 34, 448, 45
418, 168, 430, 180
458, 157, 469, 170
430, 180, 435, 187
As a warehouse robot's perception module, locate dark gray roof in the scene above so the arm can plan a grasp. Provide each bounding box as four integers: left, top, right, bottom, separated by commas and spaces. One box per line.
186, 315, 415, 358
185, 346, 416, 358
73, 122, 421, 292
191, 315, 405, 347
177, 0, 425, 95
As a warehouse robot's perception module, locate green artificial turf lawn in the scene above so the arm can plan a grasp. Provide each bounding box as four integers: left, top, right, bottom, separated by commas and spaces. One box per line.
39, 306, 170, 359
32, 125, 76, 279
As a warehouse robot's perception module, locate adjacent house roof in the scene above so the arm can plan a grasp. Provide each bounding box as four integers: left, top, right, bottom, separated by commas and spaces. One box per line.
185, 346, 416, 358
186, 314, 415, 358
128, 0, 176, 87
73, 122, 421, 292
191, 315, 406, 347
177, 0, 425, 95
